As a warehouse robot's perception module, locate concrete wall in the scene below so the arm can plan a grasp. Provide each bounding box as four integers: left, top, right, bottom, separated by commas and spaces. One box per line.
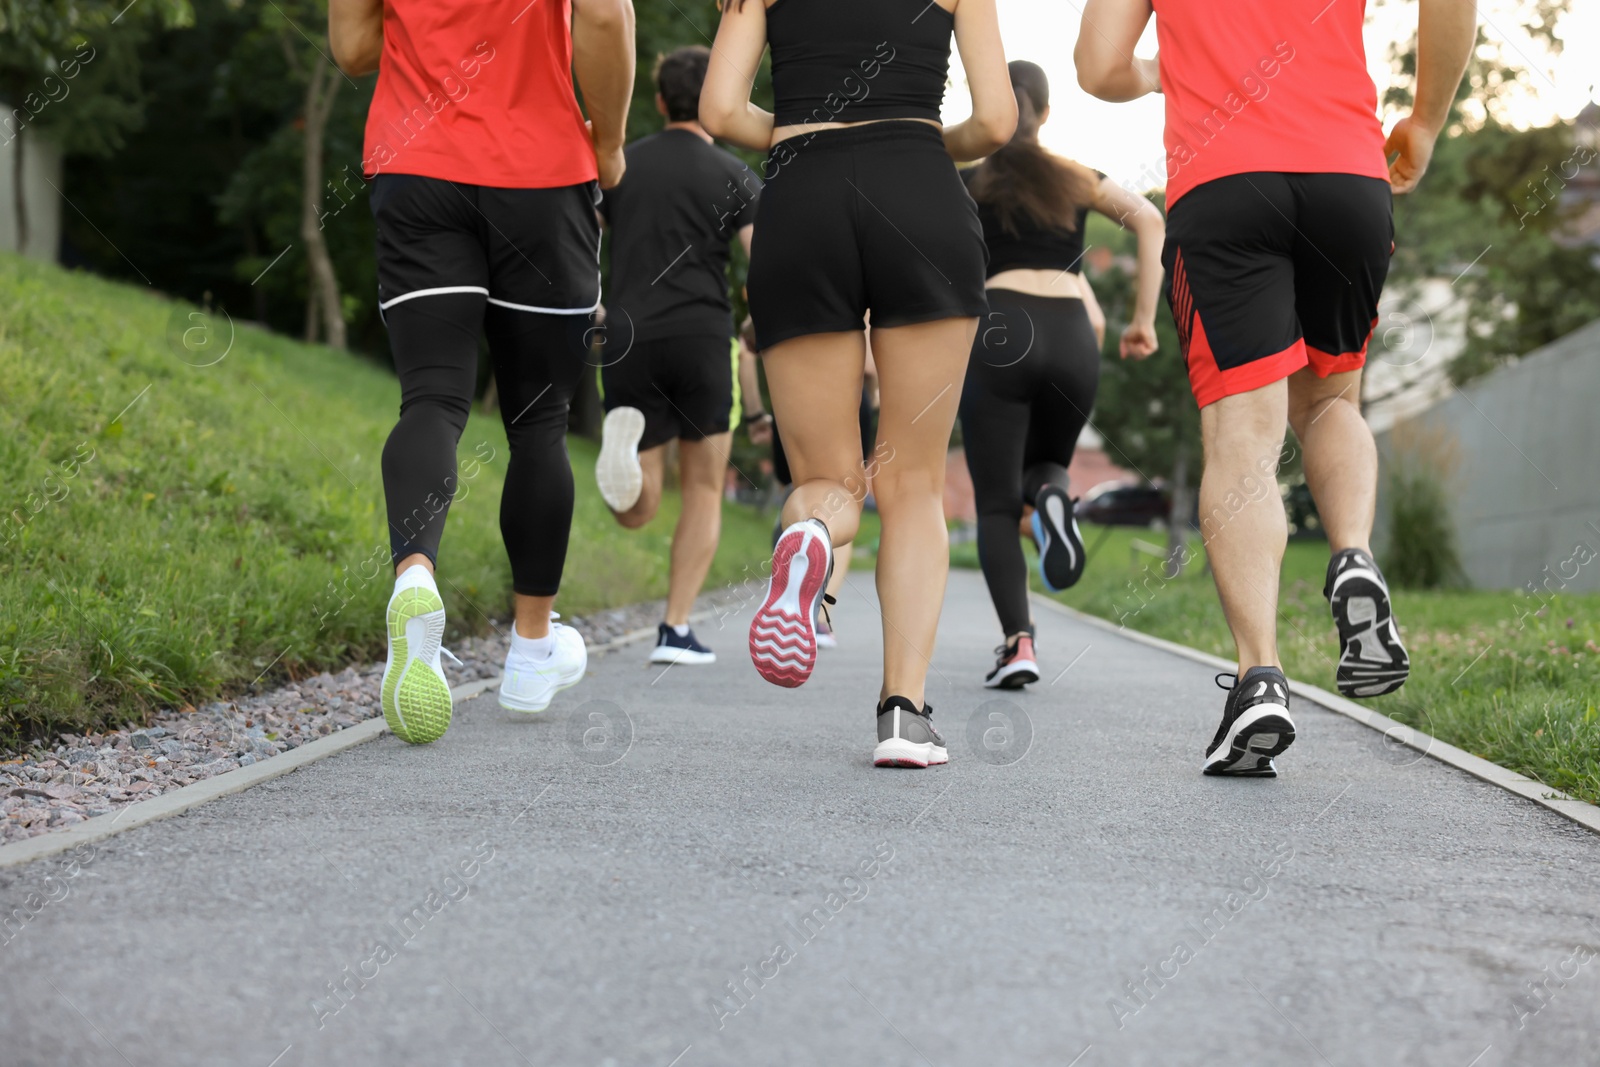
1374, 319, 1600, 592
0, 129, 63, 261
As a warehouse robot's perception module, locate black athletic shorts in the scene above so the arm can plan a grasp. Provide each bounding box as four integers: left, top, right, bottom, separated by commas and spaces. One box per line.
746, 121, 988, 351
1163, 172, 1392, 408
601, 333, 737, 449
371, 173, 601, 317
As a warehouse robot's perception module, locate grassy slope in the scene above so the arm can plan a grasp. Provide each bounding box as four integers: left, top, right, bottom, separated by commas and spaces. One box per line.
0, 255, 773, 744
955, 525, 1600, 804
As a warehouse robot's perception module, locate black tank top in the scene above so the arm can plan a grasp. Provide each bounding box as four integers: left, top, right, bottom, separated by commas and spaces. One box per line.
963, 168, 1105, 278
766, 0, 952, 128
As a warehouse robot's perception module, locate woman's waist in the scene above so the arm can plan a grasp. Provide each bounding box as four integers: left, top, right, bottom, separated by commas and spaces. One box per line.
769, 116, 943, 151
984, 269, 1088, 300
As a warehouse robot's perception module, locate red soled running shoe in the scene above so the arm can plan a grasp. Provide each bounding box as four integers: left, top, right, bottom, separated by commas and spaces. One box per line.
749, 518, 833, 687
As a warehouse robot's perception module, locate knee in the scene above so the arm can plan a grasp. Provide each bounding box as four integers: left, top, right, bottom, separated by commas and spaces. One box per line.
1287, 393, 1340, 439
615, 508, 653, 529
397, 393, 471, 436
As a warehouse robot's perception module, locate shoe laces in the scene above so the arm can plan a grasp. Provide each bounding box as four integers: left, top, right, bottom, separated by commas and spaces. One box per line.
818, 592, 837, 629
441, 647, 464, 668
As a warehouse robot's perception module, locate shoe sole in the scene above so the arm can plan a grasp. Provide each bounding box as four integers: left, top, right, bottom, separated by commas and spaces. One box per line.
596, 406, 647, 513
749, 527, 828, 687
1032, 489, 1085, 592
649, 646, 717, 665
985, 659, 1040, 689
498, 672, 582, 714
381, 588, 452, 745
1203, 704, 1296, 777
1330, 567, 1410, 698
873, 737, 950, 768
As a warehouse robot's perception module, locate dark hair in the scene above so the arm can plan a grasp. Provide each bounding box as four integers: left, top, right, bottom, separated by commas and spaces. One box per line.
966, 60, 1101, 235
655, 46, 711, 122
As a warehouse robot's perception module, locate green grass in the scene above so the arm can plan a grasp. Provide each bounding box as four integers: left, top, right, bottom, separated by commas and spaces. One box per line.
0, 255, 774, 746
956, 523, 1600, 805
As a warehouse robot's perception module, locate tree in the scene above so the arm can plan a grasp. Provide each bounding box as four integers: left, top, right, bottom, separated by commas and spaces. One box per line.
0, 0, 192, 251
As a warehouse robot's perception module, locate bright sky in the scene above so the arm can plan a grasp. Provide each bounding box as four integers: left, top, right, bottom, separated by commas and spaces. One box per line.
944, 0, 1600, 191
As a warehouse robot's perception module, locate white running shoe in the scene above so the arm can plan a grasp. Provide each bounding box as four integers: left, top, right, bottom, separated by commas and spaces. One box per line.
381, 565, 458, 745
596, 406, 647, 512
499, 616, 588, 713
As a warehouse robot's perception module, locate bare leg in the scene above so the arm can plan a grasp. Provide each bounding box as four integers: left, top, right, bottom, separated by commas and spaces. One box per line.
867, 317, 977, 707
1199, 381, 1290, 676
1286, 367, 1375, 554
665, 432, 732, 626
826, 541, 854, 600
762, 331, 868, 547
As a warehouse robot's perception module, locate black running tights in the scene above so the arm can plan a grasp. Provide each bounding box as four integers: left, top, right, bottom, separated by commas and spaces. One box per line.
958, 290, 1101, 637
381, 293, 587, 596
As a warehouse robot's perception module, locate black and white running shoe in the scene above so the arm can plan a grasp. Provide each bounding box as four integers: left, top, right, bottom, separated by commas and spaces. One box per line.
1203, 666, 1296, 777
649, 622, 716, 665
873, 696, 948, 768
984, 631, 1039, 689
1031, 485, 1085, 592
1325, 548, 1410, 698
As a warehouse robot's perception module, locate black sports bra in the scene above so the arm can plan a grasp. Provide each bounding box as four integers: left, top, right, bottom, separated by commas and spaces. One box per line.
767, 0, 952, 128
964, 168, 1105, 278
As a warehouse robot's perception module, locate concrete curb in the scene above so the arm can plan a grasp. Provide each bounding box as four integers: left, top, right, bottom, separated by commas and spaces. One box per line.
0, 616, 682, 871
1031, 593, 1600, 836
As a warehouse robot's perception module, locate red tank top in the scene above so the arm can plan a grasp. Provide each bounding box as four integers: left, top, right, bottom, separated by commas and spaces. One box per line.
361, 0, 597, 189
1152, 0, 1388, 206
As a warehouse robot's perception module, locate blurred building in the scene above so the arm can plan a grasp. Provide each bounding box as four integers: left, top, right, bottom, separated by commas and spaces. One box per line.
1373, 317, 1600, 592
0, 128, 63, 261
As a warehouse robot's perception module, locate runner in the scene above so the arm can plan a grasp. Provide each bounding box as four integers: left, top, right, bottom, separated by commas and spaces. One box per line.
591, 45, 761, 666
958, 60, 1165, 690
329, 0, 635, 743
702, 0, 1016, 767
1076, 0, 1474, 774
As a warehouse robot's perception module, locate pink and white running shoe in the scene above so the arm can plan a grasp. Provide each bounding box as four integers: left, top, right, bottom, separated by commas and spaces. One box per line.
749, 519, 833, 687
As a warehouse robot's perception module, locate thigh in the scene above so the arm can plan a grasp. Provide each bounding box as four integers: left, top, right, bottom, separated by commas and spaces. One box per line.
871, 316, 979, 478
762, 331, 868, 487
667, 335, 737, 443
485, 307, 588, 438
959, 363, 1030, 516
1290, 174, 1393, 377
1024, 296, 1101, 469
602, 340, 680, 449
371, 174, 490, 315
679, 432, 732, 492
1165, 173, 1306, 409
481, 182, 602, 315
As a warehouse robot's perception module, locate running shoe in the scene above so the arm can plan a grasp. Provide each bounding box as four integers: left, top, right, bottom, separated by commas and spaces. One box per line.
749, 518, 832, 687
815, 614, 839, 650
595, 406, 646, 512
499, 616, 588, 713
984, 631, 1039, 689
649, 622, 716, 665
381, 567, 456, 745
1031, 484, 1086, 592
1324, 547, 1410, 698
874, 696, 948, 768
1203, 666, 1296, 777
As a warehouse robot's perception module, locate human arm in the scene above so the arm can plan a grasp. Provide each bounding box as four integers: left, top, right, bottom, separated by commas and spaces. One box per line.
738, 223, 754, 258
942, 0, 1017, 162
701, 1, 777, 151
328, 0, 384, 76
1073, 0, 1160, 102
572, 0, 636, 188
1384, 0, 1476, 194
1091, 176, 1163, 359
1081, 277, 1106, 349
736, 334, 772, 443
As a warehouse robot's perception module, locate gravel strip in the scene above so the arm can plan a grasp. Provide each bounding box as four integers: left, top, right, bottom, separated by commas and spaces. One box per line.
2, 588, 755, 845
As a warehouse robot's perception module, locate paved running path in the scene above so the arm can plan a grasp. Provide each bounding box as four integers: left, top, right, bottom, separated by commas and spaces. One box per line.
3, 569, 1597, 1066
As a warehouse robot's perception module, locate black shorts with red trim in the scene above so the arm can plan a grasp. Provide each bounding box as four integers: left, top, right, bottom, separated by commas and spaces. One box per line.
1163, 172, 1392, 408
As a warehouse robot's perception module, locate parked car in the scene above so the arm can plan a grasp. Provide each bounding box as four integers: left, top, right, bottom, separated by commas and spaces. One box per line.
1075, 480, 1171, 527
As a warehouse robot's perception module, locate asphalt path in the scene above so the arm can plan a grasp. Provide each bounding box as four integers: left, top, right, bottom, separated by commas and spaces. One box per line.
2, 568, 1597, 1066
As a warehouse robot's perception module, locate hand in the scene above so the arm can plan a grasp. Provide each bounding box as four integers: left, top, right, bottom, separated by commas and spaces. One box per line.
1119, 320, 1158, 360
1138, 54, 1161, 95
1384, 114, 1438, 195
745, 413, 773, 445
588, 121, 626, 189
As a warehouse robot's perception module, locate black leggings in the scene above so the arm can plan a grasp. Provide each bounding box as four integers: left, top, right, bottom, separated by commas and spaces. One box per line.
381, 293, 587, 596
958, 290, 1101, 637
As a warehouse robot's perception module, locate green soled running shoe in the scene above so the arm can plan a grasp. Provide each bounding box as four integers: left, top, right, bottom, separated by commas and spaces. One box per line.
381, 568, 454, 745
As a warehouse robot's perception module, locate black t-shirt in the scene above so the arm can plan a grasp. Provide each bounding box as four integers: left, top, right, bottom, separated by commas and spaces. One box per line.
962, 166, 1105, 278
598, 129, 761, 343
